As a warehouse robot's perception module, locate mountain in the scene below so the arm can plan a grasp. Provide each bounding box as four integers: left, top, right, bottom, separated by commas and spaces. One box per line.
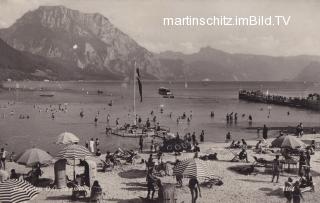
1, 5, 320, 81
0, 5, 162, 80
157, 47, 320, 81
294, 62, 320, 82
0, 38, 81, 80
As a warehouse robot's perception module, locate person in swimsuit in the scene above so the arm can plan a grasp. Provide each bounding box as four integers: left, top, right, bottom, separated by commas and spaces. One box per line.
189, 177, 201, 203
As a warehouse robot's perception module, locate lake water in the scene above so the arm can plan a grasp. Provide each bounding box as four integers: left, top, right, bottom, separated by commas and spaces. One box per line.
0, 81, 320, 155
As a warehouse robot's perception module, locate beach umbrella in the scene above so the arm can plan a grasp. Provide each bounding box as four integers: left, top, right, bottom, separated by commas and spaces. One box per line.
16, 148, 53, 167
0, 179, 39, 203
57, 144, 93, 179
56, 132, 79, 145
271, 135, 306, 149
173, 159, 214, 179
0, 170, 9, 182
57, 144, 92, 160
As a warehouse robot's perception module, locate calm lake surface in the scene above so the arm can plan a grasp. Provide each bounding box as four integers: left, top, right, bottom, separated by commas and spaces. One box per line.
0, 81, 320, 155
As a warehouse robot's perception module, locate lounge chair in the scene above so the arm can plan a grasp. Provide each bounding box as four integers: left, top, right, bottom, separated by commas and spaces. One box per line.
252, 156, 273, 167
71, 185, 87, 201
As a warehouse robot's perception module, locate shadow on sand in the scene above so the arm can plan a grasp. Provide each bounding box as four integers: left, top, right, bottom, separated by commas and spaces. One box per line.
118, 169, 146, 179
259, 187, 284, 197
121, 182, 147, 192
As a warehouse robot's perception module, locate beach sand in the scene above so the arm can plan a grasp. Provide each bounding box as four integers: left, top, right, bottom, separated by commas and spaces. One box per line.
5, 139, 320, 203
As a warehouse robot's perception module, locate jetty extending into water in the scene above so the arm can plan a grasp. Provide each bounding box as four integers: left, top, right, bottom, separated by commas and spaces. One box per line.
239, 90, 320, 111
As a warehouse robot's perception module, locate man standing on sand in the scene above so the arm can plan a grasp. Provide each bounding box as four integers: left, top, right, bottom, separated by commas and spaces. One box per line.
189, 177, 201, 203
263, 124, 268, 139
139, 135, 144, 153
89, 138, 95, 153
271, 155, 280, 183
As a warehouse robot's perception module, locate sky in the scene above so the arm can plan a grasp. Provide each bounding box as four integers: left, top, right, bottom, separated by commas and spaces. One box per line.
0, 0, 320, 56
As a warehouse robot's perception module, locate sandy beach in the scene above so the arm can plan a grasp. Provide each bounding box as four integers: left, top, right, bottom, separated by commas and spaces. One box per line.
3, 139, 319, 203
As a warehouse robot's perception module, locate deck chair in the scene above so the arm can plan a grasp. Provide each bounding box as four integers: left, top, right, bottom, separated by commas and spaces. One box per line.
252, 156, 273, 167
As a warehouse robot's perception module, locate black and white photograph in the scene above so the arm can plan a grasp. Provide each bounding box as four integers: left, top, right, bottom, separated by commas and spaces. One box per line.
0, 0, 320, 202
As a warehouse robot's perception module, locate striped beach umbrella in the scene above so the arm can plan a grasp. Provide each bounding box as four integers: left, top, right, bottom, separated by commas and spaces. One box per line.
57, 144, 92, 160
57, 144, 92, 180
173, 159, 214, 179
0, 179, 38, 203
271, 135, 306, 149
56, 132, 79, 145
16, 148, 53, 167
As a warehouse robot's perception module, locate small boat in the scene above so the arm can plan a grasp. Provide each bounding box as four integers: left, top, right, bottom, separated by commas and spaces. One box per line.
40, 94, 54, 97
159, 87, 174, 98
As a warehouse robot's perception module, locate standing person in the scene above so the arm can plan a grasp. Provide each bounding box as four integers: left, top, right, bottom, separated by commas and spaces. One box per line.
189, 177, 201, 203
139, 135, 144, 153
95, 138, 100, 149
192, 132, 196, 146
298, 152, 306, 175
89, 138, 95, 153
284, 177, 293, 203
94, 115, 98, 126
146, 169, 157, 200
292, 181, 304, 203
271, 155, 280, 183
0, 148, 7, 170
200, 130, 204, 142
106, 114, 110, 125
226, 132, 231, 142
263, 124, 268, 139
116, 118, 120, 129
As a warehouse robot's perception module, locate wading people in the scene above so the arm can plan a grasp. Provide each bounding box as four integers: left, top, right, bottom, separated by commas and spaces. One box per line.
189, 177, 201, 203
271, 155, 280, 183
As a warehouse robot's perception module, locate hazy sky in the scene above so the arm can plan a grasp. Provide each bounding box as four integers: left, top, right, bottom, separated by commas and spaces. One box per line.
0, 0, 320, 56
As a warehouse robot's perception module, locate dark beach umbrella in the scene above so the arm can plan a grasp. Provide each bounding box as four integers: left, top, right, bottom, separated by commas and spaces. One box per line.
16, 148, 53, 167
173, 159, 214, 179
0, 179, 39, 203
271, 135, 306, 149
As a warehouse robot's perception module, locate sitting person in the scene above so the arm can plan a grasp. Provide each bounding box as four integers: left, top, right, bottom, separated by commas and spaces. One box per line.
299, 173, 315, 191
90, 180, 103, 202
232, 149, 249, 162
234, 141, 241, 148
95, 149, 101, 156
255, 141, 263, 153
239, 149, 249, 162
25, 163, 43, 185
241, 139, 248, 149
105, 151, 114, 164
10, 169, 19, 179
228, 140, 236, 148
